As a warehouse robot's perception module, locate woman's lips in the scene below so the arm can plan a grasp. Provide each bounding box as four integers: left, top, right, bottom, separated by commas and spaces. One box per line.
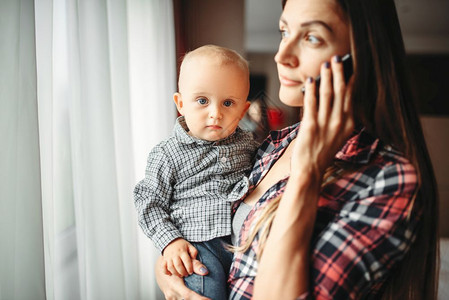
279, 75, 302, 87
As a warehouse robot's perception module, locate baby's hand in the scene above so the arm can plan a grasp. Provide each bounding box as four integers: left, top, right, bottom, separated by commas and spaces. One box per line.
162, 238, 198, 277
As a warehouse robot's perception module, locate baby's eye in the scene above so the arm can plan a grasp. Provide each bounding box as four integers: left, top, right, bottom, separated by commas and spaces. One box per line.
197, 98, 208, 105
223, 100, 233, 107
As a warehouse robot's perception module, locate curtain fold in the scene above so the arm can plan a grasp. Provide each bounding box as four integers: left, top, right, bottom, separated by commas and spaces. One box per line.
65, 0, 133, 298
0, 0, 46, 299
2, 0, 176, 299
127, 0, 177, 298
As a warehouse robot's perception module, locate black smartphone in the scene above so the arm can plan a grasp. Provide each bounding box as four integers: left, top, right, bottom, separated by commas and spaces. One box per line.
301, 53, 353, 95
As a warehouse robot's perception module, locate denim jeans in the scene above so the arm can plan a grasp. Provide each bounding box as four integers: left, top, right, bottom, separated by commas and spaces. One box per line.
184, 236, 233, 300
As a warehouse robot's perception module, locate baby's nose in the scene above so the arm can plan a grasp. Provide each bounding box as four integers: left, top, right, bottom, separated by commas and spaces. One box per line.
209, 105, 222, 119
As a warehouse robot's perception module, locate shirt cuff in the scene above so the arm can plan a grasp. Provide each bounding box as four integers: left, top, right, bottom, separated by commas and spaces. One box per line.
153, 222, 183, 253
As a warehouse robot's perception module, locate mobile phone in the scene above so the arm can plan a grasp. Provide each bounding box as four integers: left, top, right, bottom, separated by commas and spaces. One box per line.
301, 53, 353, 95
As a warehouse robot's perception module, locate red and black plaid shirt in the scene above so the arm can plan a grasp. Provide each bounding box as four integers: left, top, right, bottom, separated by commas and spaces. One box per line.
228, 123, 420, 299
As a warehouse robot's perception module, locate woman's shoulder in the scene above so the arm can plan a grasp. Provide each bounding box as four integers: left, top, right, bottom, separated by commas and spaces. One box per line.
347, 144, 419, 203
372, 144, 417, 177
338, 127, 416, 174
334, 128, 419, 200
376, 144, 418, 187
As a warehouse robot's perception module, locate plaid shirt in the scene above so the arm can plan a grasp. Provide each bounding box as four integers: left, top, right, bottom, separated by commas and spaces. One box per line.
228, 123, 420, 299
134, 116, 258, 252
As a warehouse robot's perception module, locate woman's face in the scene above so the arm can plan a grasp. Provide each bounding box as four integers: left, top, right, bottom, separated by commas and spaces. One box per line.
275, 0, 351, 107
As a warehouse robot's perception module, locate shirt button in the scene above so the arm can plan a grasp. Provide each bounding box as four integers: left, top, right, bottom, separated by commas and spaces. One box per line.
220, 157, 228, 163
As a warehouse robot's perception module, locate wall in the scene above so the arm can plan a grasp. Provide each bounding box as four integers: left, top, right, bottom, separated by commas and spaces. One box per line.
247, 52, 300, 129
179, 0, 245, 55
244, 0, 449, 54
421, 117, 449, 237
396, 0, 449, 54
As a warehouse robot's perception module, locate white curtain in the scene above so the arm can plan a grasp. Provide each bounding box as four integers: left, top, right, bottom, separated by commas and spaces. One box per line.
0, 1, 46, 299
1, 0, 177, 299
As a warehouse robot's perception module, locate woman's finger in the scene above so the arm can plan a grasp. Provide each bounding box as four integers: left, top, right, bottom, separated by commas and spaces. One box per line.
330, 55, 346, 117
343, 75, 355, 115
162, 258, 172, 275
302, 76, 317, 121
317, 61, 333, 126
159, 271, 210, 300
155, 256, 209, 300
192, 258, 209, 276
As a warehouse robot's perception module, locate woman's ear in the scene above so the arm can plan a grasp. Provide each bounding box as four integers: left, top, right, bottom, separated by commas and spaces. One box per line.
173, 92, 184, 115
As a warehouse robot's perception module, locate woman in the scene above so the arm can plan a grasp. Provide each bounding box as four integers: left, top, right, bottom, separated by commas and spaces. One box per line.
157, 0, 439, 299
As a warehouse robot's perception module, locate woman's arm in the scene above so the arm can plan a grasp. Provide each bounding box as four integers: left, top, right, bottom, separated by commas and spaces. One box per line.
307, 160, 419, 298
254, 58, 355, 299
254, 171, 321, 298
256, 157, 420, 299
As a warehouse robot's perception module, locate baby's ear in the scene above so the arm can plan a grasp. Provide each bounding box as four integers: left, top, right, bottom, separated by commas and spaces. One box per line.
173, 92, 184, 115
240, 101, 251, 119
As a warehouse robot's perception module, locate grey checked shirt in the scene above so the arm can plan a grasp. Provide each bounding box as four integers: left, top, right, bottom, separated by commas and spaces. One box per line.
134, 116, 259, 252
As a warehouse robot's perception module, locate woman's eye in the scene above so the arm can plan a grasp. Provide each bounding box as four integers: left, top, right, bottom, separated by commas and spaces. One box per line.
197, 98, 208, 105
279, 29, 289, 39
223, 100, 233, 107
305, 35, 321, 45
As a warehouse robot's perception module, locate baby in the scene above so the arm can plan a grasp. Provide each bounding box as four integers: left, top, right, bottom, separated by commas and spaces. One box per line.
134, 44, 258, 299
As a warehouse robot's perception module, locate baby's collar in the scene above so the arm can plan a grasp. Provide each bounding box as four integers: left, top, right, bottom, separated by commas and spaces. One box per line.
174, 116, 240, 146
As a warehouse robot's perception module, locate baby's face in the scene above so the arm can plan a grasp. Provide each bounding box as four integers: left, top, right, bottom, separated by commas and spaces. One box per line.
174, 59, 250, 141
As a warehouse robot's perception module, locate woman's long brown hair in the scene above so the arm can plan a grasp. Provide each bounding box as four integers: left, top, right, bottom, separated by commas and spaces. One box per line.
238, 0, 439, 298
342, 0, 439, 298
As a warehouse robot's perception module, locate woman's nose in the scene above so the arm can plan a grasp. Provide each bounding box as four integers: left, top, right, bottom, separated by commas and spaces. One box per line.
274, 40, 299, 68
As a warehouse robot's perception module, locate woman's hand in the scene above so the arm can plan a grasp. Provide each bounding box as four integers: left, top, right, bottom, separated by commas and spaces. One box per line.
293, 56, 355, 179
155, 255, 211, 300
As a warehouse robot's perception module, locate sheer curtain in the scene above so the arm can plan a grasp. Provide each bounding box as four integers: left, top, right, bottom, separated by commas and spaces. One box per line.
1, 0, 176, 299
0, 1, 46, 299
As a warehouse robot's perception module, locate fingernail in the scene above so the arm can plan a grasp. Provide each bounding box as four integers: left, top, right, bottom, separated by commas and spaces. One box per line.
334, 55, 342, 63
324, 61, 330, 69
307, 76, 313, 83
200, 267, 208, 274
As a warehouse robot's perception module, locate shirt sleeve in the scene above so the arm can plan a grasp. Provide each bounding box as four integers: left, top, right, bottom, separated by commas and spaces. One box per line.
308, 160, 420, 299
133, 144, 183, 253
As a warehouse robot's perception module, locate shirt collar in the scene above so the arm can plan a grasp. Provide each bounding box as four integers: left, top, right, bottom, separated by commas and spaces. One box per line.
173, 116, 242, 146
288, 123, 380, 165
335, 127, 380, 164
257, 122, 379, 165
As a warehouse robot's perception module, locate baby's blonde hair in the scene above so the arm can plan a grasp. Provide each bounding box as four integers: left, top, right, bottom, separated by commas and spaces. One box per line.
178, 44, 249, 90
